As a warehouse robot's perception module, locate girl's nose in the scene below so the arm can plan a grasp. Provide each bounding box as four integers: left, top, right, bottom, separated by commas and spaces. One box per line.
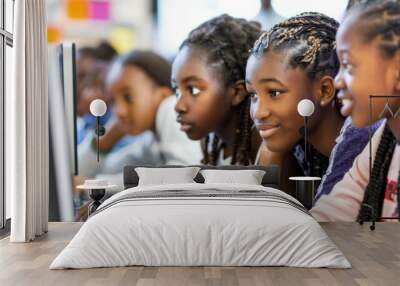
251, 97, 271, 121
334, 70, 346, 90
175, 94, 188, 114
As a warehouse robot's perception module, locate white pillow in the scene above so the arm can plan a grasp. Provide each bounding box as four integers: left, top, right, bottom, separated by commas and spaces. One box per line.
200, 169, 266, 185
135, 167, 201, 186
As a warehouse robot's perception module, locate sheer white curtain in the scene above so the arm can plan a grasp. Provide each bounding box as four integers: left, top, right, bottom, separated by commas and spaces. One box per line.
8, 0, 49, 242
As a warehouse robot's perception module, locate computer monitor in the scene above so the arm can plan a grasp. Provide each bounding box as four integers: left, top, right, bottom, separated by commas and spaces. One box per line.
59, 42, 79, 176
47, 43, 78, 221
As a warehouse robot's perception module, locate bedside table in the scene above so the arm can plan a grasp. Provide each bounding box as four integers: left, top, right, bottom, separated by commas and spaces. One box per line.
77, 180, 118, 216
88, 188, 107, 216
289, 176, 321, 210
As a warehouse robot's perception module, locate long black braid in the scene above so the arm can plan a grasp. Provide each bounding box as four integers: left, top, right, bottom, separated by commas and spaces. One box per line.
345, 0, 400, 221
209, 133, 221, 166
202, 135, 210, 165
181, 14, 261, 165
232, 98, 253, 165
250, 12, 340, 176
398, 142, 400, 219
358, 125, 397, 221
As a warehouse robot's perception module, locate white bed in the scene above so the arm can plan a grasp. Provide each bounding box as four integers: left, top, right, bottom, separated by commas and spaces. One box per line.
50, 183, 350, 269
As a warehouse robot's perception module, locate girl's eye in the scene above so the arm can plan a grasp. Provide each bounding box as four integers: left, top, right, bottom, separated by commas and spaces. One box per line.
188, 86, 200, 96
249, 92, 258, 100
269, 90, 282, 98
173, 87, 182, 98
123, 93, 131, 103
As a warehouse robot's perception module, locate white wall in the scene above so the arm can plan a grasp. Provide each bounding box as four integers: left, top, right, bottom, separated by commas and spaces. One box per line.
272, 0, 348, 22
155, 0, 348, 59
155, 0, 260, 59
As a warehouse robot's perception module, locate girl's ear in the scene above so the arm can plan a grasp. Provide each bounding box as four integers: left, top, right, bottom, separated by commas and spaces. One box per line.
315, 76, 336, 107
231, 80, 248, 107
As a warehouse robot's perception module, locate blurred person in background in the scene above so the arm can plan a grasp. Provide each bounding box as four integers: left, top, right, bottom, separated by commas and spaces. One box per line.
76, 41, 157, 177
76, 50, 202, 199
75, 50, 202, 221
252, 0, 285, 31
76, 41, 117, 144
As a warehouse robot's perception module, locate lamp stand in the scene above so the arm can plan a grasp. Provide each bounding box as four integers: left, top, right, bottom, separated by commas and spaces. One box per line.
304, 116, 308, 163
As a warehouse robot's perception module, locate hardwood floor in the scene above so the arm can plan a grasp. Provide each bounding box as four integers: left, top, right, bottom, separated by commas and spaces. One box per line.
0, 222, 399, 286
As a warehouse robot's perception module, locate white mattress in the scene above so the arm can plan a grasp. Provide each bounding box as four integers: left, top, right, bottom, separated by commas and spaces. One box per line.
50, 183, 350, 269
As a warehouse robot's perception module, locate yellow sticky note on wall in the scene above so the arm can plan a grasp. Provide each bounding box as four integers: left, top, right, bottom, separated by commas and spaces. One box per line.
48, 26, 62, 44
109, 27, 136, 54
66, 0, 88, 20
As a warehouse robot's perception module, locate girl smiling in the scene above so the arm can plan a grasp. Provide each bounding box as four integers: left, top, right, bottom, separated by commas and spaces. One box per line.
311, 0, 400, 221
246, 12, 376, 196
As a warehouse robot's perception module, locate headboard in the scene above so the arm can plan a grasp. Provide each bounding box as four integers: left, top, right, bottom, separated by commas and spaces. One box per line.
123, 165, 280, 189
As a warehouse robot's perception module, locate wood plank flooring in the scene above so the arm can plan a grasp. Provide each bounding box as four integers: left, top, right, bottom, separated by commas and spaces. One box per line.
1, 222, 399, 286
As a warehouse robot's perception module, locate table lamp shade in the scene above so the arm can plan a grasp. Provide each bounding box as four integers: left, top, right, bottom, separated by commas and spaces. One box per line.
90, 99, 107, 117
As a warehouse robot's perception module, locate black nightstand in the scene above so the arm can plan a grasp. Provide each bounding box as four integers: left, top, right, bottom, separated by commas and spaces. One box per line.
289, 176, 321, 210
77, 181, 118, 216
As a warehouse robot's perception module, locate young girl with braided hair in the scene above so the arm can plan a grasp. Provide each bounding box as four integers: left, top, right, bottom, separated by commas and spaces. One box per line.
246, 12, 379, 197
311, 0, 400, 221
172, 14, 262, 165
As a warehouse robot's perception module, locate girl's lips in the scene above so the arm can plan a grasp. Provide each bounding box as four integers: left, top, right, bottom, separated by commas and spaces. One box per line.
337, 91, 355, 117
340, 98, 354, 117
257, 125, 280, 139
179, 123, 193, 132
177, 117, 194, 132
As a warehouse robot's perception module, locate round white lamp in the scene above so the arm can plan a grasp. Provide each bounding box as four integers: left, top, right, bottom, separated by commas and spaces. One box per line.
78, 99, 111, 216
89, 99, 107, 162
297, 99, 315, 117
90, 99, 107, 117
297, 99, 315, 163
291, 99, 319, 210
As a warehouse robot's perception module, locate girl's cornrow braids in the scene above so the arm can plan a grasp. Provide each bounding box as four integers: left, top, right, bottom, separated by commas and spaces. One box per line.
211, 41, 243, 84
183, 15, 261, 87
349, 0, 400, 58
252, 31, 270, 54
250, 12, 339, 80
302, 36, 321, 65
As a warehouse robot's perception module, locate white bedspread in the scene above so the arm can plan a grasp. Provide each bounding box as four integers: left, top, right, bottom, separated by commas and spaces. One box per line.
50, 183, 350, 269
